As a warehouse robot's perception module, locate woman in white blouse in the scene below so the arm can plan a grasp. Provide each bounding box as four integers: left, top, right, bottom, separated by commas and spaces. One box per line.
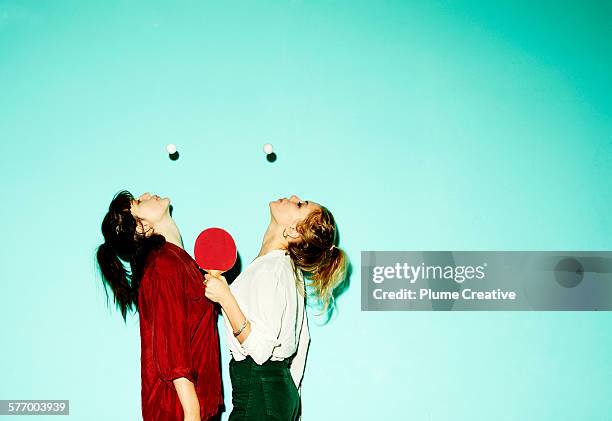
204, 194, 348, 421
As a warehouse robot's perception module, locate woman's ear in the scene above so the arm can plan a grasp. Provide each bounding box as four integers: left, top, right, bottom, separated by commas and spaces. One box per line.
135, 218, 152, 236
286, 223, 301, 240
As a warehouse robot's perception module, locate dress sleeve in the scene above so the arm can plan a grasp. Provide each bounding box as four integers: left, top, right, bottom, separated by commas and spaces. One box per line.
240, 263, 287, 365
289, 305, 310, 392
149, 254, 196, 391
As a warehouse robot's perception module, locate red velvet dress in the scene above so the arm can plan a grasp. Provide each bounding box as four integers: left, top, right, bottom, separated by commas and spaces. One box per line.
138, 241, 224, 420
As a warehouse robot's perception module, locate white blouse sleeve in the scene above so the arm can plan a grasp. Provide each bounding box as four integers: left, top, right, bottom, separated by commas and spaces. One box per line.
240, 263, 287, 365
290, 305, 310, 392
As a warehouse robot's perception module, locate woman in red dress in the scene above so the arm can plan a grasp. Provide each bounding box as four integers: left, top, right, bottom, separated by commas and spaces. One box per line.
96, 190, 224, 421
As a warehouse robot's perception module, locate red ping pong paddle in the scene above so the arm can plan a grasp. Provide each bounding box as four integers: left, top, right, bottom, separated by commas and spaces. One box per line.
194, 227, 237, 276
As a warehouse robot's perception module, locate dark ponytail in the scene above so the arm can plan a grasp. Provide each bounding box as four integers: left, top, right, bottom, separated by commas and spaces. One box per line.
96, 190, 165, 321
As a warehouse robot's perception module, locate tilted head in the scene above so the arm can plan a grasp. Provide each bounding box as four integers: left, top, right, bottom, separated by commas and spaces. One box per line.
270, 195, 348, 311
96, 190, 167, 320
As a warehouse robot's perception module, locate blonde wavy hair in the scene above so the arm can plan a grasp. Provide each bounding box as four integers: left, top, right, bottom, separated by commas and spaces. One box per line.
286, 206, 348, 312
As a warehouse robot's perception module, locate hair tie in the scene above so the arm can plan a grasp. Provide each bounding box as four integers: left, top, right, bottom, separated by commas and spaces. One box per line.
329, 244, 336, 251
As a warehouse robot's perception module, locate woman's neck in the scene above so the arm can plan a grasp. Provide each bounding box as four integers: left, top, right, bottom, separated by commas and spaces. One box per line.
154, 217, 184, 249
257, 222, 286, 258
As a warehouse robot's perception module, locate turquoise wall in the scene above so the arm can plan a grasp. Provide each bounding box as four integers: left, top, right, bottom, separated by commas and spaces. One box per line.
1, 1, 611, 420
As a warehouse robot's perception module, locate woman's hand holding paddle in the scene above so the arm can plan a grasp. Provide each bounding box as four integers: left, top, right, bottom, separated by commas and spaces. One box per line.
193, 227, 237, 306
203, 271, 231, 305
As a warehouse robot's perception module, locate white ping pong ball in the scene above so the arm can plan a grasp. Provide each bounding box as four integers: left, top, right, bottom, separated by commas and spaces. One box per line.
166, 144, 177, 154
263, 143, 274, 154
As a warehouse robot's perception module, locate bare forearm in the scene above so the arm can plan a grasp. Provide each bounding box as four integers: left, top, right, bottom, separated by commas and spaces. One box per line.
173, 377, 200, 421
221, 293, 251, 344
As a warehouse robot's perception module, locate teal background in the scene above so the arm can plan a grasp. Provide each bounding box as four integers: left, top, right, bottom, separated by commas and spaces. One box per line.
1, 1, 611, 420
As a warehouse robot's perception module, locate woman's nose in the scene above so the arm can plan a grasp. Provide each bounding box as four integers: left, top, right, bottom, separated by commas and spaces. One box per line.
290, 194, 300, 201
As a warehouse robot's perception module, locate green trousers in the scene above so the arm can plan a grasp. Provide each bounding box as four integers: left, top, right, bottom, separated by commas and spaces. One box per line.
228, 356, 301, 421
